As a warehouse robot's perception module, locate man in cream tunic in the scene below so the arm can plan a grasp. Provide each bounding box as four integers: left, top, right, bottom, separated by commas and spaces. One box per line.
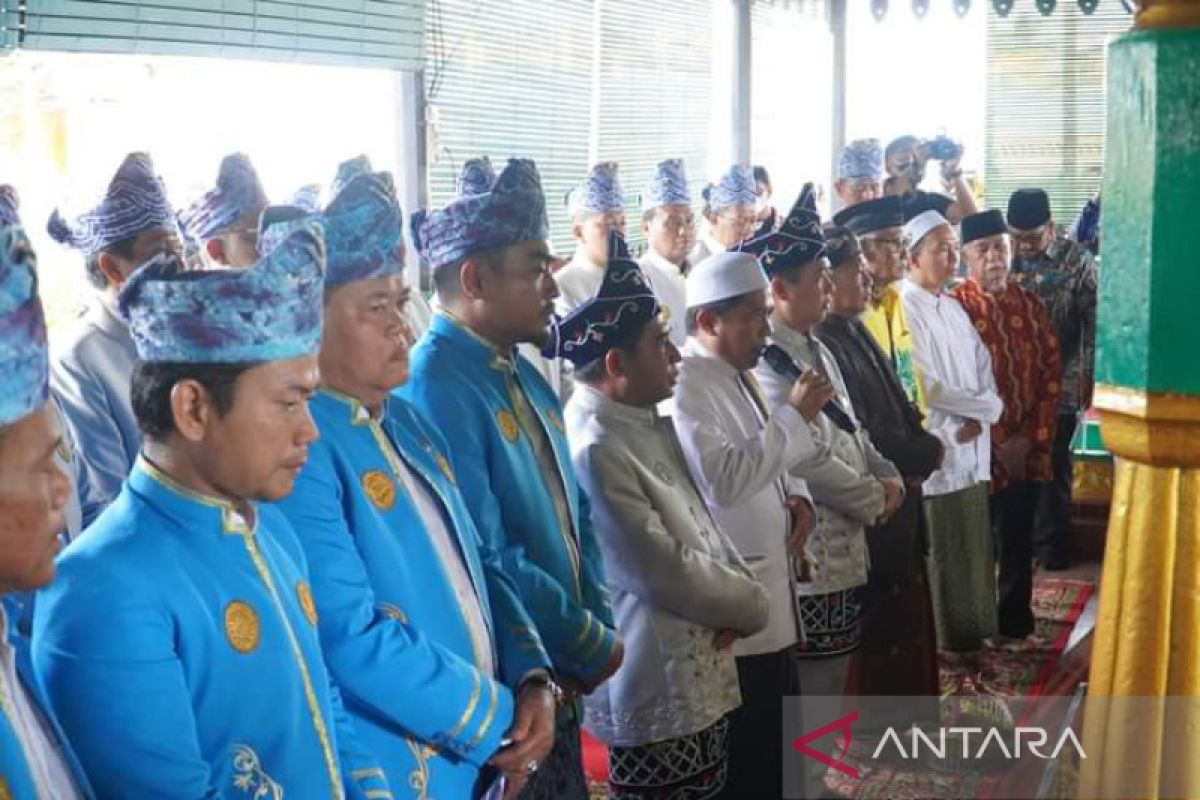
560, 231, 769, 799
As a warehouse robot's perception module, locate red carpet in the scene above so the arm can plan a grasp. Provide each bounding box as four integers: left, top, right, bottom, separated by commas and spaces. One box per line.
582, 577, 1095, 797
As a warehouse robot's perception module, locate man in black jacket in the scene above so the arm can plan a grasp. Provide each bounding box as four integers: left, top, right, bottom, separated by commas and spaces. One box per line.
815, 224, 944, 709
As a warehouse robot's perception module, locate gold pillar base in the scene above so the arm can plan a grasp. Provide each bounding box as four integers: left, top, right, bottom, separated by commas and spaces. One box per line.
1094, 384, 1200, 468
1081, 460, 1200, 799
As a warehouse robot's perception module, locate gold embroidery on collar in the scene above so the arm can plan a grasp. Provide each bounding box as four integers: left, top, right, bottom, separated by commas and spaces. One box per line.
140, 458, 257, 536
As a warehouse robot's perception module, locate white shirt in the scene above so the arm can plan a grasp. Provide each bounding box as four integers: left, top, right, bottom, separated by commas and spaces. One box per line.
898, 279, 1004, 496
390, 447, 496, 678
638, 248, 689, 347
665, 338, 817, 656
0, 605, 81, 799
553, 249, 606, 316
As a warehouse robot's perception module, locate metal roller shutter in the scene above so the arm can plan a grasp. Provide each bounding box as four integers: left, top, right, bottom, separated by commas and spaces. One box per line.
985, 2, 1129, 222
5, 0, 423, 68
425, 0, 592, 255
593, 0, 712, 250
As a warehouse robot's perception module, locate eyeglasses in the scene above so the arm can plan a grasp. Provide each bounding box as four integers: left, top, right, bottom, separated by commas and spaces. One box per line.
1010, 226, 1048, 248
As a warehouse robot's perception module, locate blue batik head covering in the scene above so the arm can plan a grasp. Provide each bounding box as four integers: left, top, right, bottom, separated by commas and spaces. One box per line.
47, 152, 175, 255
702, 164, 757, 214
642, 158, 692, 213
735, 183, 827, 276
178, 153, 269, 242
330, 155, 374, 200
420, 158, 549, 270
0, 206, 50, 426
837, 139, 885, 182
119, 218, 326, 364
0, 185, 19, 227
458, 157, 497, 198
322, 162, 405, 290
542, 229, 659, 366
566, 162, 625, 218
288, 184, 323, 213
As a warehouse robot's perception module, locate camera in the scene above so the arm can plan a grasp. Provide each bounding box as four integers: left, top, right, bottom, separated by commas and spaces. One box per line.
926, 136, 963, 162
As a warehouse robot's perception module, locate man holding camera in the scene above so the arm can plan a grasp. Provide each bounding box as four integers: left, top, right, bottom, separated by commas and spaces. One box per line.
883, 135, 979, 224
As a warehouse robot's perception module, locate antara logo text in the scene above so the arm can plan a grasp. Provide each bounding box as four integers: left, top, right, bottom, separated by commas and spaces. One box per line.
791, 710, 1087, 778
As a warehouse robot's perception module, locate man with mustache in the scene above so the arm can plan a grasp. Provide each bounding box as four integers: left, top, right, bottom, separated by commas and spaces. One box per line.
562, 230, 769, 800
400, 158, 623, 799
0, 203, 92, 799
33, 220, 390, 798
953, 209, 1062, 642
274, 157, 557, 799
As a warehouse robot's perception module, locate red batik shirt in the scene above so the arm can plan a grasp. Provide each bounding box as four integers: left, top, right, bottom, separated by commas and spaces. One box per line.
952, 279, 1062, 490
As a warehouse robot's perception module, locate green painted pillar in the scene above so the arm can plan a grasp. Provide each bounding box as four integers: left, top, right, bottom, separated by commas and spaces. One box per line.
1084, 8, 1200, 799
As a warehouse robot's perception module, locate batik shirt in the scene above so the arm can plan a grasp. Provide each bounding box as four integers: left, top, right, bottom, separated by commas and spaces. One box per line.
1011, 234, 1097, 410
952, 279, 1062, 490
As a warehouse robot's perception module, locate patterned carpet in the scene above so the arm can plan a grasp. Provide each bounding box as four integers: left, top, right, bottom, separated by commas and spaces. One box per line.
826, 576, 1095, 800
583, 576, 1095, 800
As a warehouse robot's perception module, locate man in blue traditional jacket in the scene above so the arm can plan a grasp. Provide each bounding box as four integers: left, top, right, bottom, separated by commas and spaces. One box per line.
275, 157, 558, 799
48, 152, 184, 527
400, 158, 623, 800
0, 209, 94, 799
32, 219, 391, 799
178, 152, 271, 269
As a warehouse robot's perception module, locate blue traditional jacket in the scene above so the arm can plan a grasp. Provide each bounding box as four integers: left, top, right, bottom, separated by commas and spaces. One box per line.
0, 594, 94, 799
32, 459, 391, 799
274, 389, 551, 798
399, 314, 617, 685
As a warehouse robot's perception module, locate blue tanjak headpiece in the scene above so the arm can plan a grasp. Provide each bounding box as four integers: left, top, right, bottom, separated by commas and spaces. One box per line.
566, 162, 625, 218
542, 229, 659, 367
420, 158, 549, 270
642, 158, 691, 212
458, 157, 497, 198
322, 165, 404, 290
837, 139, 884, 182
736, 183, 827, 276
288, 184, 323, 213
119, 219, 327, 364
47, 152, 175, 255
178, 153, 269, 241
702, 164, 757, 213
0, 218, 50, 426
0, 185, 19, 227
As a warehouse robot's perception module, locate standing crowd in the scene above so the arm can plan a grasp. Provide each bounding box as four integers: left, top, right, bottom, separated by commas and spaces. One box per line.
0, 133, 1097, 799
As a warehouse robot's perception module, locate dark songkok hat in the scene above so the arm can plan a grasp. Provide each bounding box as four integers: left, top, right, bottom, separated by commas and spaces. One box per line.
1007, 189, 1052, 231
832, 195, 904, 236
961, 209, 1008, 245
